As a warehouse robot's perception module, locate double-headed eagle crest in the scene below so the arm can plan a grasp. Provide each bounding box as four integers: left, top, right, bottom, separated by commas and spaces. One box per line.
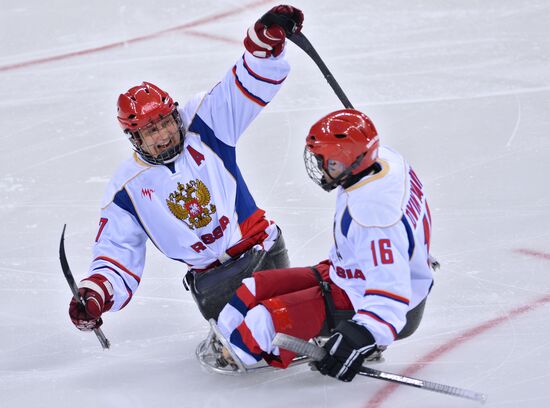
166, 179, 216, 229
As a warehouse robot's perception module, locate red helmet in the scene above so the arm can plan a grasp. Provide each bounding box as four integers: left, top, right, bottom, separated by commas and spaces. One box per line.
117, 82, 183, 164
117, 82, 176, 132
304, 109, 379, 191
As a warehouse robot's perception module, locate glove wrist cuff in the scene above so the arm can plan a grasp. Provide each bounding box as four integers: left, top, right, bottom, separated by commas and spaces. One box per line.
79, 274, 114, 312
335, 320, 376, 350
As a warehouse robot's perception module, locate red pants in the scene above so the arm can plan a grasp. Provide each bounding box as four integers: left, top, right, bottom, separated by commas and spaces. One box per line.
249, 261, 353, 367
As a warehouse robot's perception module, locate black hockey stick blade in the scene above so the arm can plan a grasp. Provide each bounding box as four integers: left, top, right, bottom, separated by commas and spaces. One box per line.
273, 333, 487, 404
60, 224, 110, 350
287, 31, 354, 109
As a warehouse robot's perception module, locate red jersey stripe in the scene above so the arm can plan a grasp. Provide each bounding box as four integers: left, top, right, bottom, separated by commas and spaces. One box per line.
94, 256, 141, 283
232, 66, 268, 106
364, 289, 410, 306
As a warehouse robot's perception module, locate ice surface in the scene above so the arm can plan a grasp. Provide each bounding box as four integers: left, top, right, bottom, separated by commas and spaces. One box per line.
1, 1, 549, 407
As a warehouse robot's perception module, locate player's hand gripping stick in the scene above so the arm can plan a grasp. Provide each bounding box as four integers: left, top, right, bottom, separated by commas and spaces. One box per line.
60, 225, 110, 349
273, 333, 487, 404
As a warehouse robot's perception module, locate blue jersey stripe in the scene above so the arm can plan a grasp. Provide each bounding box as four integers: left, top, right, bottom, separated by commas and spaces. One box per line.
401, 215, 415, 259
113, 187, 164, 250
358, 309, 398, 339
241, 54, 286, 85
113, 188, 143, 228
232, 66, 268, 106
341, 206, 353, 238
92, 264, 137, 286
92, 265, 135, 292
229, 329, 263, 361
189, 115, 258, 223
364, 290, 410, 306
112, 188, 188, 263
228, 293, 249, 317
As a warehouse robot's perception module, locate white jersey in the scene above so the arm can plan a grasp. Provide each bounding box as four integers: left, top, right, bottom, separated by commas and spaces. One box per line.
329, 146, 434, 347
87, 51, 290, 312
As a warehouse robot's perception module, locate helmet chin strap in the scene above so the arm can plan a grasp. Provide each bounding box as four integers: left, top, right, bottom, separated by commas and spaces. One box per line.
321, 153, 366, 191
127, 109, 185, 165
132, 128, 185, 165
340, 161, 381, 189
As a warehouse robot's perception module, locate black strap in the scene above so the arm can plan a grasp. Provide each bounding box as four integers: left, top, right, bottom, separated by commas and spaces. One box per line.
183, 271, 192, 291
310, 267, 337, 331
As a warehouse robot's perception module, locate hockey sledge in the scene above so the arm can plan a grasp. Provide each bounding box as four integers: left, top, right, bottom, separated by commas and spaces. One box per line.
196, 319, 312, 375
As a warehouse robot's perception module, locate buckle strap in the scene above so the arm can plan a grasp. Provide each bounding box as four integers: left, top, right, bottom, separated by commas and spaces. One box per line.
310, 266, 336, 331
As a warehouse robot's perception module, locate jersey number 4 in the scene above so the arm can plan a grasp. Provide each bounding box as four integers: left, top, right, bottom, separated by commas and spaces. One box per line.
370, 239, 394, 266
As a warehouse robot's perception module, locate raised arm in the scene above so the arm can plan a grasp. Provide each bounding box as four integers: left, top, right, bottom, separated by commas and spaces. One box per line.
189, 5, 303, 146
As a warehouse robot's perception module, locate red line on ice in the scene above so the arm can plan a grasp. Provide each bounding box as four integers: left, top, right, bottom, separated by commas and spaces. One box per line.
514, 248, 550, 261
183, 30, 241, 45
365, 293, 550, 407
0, 0, 271, 72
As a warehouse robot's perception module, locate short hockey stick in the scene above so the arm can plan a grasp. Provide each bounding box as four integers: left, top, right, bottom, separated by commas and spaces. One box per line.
60, 224, 110, 349
273, 333, 487, 404
287, 32, 354, 109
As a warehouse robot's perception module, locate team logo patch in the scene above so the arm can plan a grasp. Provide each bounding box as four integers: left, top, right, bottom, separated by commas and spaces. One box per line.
141, 188, 155, 200
166, 179, 216, 229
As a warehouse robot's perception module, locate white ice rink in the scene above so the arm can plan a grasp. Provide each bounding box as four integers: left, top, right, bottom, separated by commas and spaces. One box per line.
1, 1, 550, 407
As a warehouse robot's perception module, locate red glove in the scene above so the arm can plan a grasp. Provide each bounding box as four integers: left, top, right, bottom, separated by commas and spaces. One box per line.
69, 274, 114, 331
244, 5, 304, 58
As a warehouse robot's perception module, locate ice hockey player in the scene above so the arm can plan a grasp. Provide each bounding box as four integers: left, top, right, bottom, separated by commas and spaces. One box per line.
214, 109, 436, 382
68, 5, 305, 332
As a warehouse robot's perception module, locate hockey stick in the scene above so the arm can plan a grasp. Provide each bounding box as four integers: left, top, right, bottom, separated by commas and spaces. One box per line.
259, 12, 353, 109
60, 224, 110, 350
273, 333, 487, 404
287, 32, 354, 109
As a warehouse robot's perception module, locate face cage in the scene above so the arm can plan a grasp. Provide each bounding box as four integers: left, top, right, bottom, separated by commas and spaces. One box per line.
128, 108, 184, 165
303, 147, 366, 192
303, 147, 329, 189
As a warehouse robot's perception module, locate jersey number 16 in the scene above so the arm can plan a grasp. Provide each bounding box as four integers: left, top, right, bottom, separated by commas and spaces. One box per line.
370, 239, 394, 266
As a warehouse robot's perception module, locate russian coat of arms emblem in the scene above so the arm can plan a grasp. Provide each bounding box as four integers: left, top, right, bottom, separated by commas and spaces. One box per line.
166, 179, 216, 229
